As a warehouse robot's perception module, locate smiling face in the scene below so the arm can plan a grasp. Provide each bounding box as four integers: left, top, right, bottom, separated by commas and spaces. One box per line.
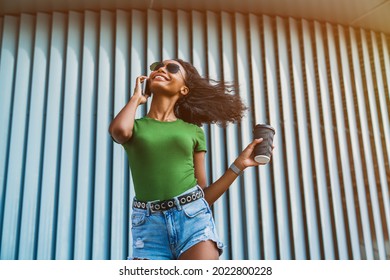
148, 60, 189, 98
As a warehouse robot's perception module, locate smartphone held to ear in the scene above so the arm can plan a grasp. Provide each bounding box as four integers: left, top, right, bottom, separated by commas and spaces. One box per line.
142, 79, 151, 95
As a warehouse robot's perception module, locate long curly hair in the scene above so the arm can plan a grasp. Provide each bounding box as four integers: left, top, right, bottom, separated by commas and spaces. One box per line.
173, 59, 247, 126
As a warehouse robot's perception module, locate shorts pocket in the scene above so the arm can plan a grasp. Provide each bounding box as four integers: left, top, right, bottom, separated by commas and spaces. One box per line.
182, 198, 208, 218
131, 212, 146, 227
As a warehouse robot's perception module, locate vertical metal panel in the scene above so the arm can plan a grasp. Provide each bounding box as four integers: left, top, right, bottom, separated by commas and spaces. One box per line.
382, 33, 390, 100
276, 16, 306, 260
206, 10, 230, 260
350, 27, 386, 260
192, 11, 206, 76
248, 14, 277, 260
338, 25, 374, 260
92, 10, 114, 260
326, 23, 360, 259
0, 9, 389, 260
146, 9, 161, 113
18, 13, 51, 260
359, 29, 388, 259
0, 17, 3, 53
129, 8, 146, 122
177, 10, 190, 61
363, 30, 390, 224
74, 11, 98, 260
37, 12, 67, 259
55, 11, 83, 260
371, 32, 390, 167
370, 32, 390, 238
147, 9, 161, 64
263, 15, 290, 260
128, 9, 147, 258
235, 12, 260, 260
221, 11, 245, 260
289, 17, 321, 260
191, 11, 211, 193
0, 15, 19, 258
111, 9, 131, 260
1, 13, 35, 260
162, 10, 176, 59
302, 19, 335, 259
315, 21, 348, 259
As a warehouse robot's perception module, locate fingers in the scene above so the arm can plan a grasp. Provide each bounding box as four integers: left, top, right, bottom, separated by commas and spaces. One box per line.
134, 75, 148, 89
143, 92, 151, 100
137, 75, 148, 81
238, 139, 276, 168
247, 138, 263, 149
238, 138, 262, 161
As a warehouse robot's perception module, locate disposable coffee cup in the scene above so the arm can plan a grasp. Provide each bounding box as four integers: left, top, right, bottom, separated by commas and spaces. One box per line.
253, 124, 275, 164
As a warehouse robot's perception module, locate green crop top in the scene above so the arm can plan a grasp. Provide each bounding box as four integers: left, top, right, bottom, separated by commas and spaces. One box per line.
122, 117, 207, 201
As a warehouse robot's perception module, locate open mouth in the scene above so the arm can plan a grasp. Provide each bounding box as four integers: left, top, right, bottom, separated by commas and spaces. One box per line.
153, 74, 169, 81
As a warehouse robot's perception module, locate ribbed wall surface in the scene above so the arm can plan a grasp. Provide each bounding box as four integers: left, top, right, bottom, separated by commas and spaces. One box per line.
0, 9, 389, 260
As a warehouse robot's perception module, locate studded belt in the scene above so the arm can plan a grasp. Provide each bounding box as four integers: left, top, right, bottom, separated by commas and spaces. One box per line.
133, 187, 204, 212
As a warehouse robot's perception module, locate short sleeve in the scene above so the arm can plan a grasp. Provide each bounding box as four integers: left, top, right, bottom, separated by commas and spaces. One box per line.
194, 126, 207, 152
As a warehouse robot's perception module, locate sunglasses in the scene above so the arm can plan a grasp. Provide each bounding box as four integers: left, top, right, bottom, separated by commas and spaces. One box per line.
149, 62, 181, 74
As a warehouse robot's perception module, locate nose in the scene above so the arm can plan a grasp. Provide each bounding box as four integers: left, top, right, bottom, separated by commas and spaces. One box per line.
156, 66, 167, 73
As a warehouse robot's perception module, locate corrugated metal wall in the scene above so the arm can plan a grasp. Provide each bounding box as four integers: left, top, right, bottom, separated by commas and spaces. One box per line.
0, 9, 389, 260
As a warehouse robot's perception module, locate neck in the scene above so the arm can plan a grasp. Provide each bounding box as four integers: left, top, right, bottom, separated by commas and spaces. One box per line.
147, 94, 178, 122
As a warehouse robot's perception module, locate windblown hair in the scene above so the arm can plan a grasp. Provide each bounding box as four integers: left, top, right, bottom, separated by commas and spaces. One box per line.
173, 59, 247, 126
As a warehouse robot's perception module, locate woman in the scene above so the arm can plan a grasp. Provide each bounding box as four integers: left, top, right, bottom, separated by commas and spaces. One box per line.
109, 59, 272, 260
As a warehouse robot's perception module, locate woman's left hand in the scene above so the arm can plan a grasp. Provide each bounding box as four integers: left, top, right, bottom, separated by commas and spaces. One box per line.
233, 138, 275, 171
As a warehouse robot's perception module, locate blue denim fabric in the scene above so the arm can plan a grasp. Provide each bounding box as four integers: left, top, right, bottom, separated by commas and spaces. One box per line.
130, 186, 224, 260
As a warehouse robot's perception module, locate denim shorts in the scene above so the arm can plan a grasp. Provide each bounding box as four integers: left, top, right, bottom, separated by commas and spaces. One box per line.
130, 186, 224, 260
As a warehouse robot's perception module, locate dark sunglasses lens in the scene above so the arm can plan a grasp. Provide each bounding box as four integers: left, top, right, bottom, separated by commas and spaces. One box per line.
166, 63, 180, 74
150, 62, 164, 71
150, 62, 180, 74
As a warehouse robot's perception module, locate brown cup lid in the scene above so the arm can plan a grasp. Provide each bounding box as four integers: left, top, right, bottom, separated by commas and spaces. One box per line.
254, 123, 275, 133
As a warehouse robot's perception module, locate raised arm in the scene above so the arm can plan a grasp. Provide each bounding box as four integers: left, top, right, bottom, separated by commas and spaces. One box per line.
109, 76, 149, 144
200, 138, 268, 206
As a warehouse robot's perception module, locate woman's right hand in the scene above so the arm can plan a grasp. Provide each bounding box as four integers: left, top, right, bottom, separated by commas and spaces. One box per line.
133, 75, 150, 105
109, 75, 151, 144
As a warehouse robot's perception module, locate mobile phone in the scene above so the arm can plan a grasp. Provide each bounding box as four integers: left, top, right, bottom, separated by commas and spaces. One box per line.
142, 79, 151, 95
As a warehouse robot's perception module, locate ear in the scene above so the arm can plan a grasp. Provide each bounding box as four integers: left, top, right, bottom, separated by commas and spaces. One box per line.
180, 86, 189, 96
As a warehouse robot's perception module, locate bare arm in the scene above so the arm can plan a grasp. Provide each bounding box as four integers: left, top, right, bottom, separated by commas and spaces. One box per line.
194, 138, 269, 206
109, 76, 149, 144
